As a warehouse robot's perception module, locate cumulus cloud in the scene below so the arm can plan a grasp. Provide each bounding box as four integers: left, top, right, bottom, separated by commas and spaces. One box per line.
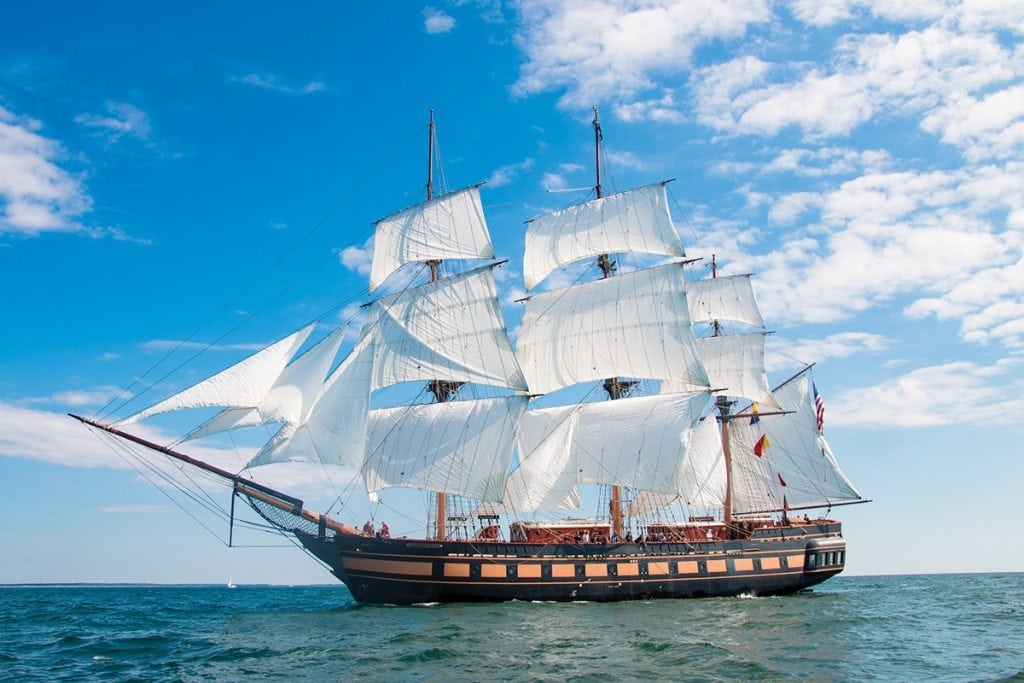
512, 0, 770, 115
0, 106, 92, 235
692, 25, 1023, 149
830, 359, 1024, 427
424, 7, 457, 33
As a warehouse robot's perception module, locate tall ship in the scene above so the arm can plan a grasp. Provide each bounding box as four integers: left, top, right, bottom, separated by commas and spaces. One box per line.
73, 110, 865, 604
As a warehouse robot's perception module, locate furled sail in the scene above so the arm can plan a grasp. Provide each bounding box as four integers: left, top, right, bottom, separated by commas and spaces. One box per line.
184, 324, 347, 441
370, 185, 493, 293
249, 338, 375, 468
362, 395, 530, 501
685, 274, 765, 329
515, 263, 710, 395
122, 324, 316, 424
362, 265, 528, 393
627, 416, 727, 515
663, 333, 779, 409
523, 182, 685, 290
729, 370, 861, 513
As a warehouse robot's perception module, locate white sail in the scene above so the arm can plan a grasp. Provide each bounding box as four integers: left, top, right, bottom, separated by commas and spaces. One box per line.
122, 324, 316, 424
363, 266, 528, 393
184, 324, 347, 441
362, 395, 529, 501
249, 338, 375, 468
516, 263, 710, 395
493, 411, 581, 514
627, 416, 727, 515
663, 333, 779, 409
523, 182, 685, 290
685, 274, 764, 328
574, 392, 712, 494
729, 371, 861, 513
370, 185, 493, 293
498, 392, 711, 513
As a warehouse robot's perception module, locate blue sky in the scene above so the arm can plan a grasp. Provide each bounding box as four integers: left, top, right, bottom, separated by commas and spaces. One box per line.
1, 1, 1022, 584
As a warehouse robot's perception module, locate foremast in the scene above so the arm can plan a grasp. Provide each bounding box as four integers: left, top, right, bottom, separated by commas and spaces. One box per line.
592, 106, 630, 541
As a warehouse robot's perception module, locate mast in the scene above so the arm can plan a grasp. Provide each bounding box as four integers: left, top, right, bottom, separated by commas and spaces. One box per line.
710, 254, 734, 534
422, 109, 458, 540
592, 106, 626, 541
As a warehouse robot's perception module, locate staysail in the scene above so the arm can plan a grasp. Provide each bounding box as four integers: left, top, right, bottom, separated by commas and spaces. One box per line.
185, 324, 347, 441
248, 338, 375, 468
729, 369, 862, 513
121, 324, 316, 424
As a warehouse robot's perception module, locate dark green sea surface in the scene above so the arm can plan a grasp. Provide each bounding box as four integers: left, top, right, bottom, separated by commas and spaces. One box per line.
1, 573, 1021, 682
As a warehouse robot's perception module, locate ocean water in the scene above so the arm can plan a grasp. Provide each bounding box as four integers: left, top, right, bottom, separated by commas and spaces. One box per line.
1, 573, 1021, 682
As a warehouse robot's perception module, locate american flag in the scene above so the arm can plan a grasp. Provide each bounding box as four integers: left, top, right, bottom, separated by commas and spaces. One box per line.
813, 383, 825, 433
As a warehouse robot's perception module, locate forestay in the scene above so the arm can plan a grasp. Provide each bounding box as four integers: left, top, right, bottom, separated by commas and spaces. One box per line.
369, 186, 493, 293
515, 263, 709, 395
362, 265, 528, 393
362, 396, 530, 501
523, 182, 685, 290
122, 324, 316, 424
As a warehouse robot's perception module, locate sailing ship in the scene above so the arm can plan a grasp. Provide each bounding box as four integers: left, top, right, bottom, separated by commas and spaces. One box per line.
72, 109, 865, 604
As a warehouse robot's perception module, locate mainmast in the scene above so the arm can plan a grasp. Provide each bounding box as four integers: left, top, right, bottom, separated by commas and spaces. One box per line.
593, 106, 627, 541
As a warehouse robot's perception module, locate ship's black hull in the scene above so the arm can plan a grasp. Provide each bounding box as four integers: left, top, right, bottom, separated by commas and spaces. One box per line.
295, 523, 847, 605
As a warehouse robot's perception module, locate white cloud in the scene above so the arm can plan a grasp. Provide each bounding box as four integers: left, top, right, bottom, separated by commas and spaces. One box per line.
693, 25, 1023, 147
0, 106, 92, 235
768, 331, 891, 369
512, 0, 770, 116
424, 7, 457, 34
687, 159, 1024, 349
487, 158, 535, 187
830, 359, 1024, 427
762, 147, 893, 177
339, 236, 374, 276
767, 191, 821, 225
232, 74, 326, 95
74, 101, 151, 143
786, 0, 950, 27
20, 385, 131, 408
541, 172, 568, 191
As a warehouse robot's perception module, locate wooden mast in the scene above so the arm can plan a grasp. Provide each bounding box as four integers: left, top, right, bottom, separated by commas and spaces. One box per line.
711, 254, 735, 535
422, 109, 457, 541
592, 106, 626, 541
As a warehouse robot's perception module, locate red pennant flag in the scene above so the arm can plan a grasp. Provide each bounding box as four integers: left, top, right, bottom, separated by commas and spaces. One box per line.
777, 472, 787, 487
754, 434, 770, 457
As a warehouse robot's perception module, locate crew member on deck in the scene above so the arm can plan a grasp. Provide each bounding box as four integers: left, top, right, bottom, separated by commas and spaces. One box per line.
380, 522, 390, 539
362, 520, 374, 536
